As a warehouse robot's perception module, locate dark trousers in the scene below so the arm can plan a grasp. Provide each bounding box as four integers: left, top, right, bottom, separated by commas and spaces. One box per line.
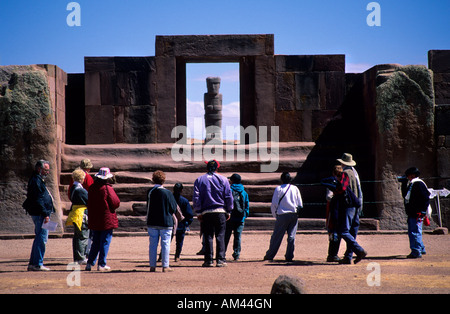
202, 213, 227, 263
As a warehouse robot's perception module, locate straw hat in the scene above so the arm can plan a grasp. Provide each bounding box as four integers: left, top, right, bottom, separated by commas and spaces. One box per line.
337, 153, 356, 167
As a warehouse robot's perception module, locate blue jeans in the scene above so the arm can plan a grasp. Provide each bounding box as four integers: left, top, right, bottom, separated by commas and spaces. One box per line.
148, 227, 172, 268
407, 217, 425, 256
265, 213, 298, 261
338, 207, 365, 257
29, 216, 49, 266
87, 229, 113, 267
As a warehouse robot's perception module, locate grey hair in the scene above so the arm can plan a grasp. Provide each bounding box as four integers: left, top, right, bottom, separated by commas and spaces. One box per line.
35, 160, 50, 171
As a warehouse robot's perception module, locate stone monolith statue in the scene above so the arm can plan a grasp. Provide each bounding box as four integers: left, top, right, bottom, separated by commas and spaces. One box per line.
204, 77, 222, 143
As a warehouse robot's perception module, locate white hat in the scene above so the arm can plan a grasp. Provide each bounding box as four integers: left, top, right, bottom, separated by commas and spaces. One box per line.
337, 153, 356, 167
95, 167, 113, 180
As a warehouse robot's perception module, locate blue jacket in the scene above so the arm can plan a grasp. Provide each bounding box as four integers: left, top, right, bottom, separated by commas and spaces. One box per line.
174, 194, 194, 230
23, 173, 54, 217
193, 172, 233, 215
146, 185, 177, 228
230, 183, 250, 223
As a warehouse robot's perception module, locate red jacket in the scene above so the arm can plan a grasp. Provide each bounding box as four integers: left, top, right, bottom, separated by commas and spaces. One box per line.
88, 180, 120, 230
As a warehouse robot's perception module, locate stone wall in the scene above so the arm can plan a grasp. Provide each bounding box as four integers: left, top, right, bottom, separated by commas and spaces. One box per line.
0, 65, 66, 234
83, 35, 346, 144
84, 57, 157, 144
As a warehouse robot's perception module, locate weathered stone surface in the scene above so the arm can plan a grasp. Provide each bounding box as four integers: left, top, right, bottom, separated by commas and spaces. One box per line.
156, 34, 274, 58
373, 65, 435, 229
0, 65, 64, 233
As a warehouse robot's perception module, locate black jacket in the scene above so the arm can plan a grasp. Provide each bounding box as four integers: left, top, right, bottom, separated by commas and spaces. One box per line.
23, 173, 54, 217
401, 179, 430, 218
146, 186, 177, 228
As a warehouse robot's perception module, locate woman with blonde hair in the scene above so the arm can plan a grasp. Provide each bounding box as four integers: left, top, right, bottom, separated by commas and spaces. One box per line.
66, 168, 89, 264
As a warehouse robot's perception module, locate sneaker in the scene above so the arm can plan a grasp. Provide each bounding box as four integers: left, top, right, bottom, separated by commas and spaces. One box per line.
27, 264, 50, 271
202, 261, 214, 267
85, 264, 92, 271
338, 257, 352, 265
150, 267, 156, 272
163, 267, 174, 272
407, 253, 422, 259
216, 261, 227, 267
354, 250, 368, 264
98, 265, 111, 271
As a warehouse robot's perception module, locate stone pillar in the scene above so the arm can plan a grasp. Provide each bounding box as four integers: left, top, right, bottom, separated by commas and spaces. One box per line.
0, 65, 65, 234
368, 64, 435, 229
204, 77, 223, 143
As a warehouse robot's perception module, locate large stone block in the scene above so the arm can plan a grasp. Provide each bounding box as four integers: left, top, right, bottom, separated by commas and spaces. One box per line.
435, 104, 450, 135
373, 65, 435, 229
275, 55, 345, 72
85, 105, 114, 144
156, 34, 274, 58
428, 50, 450, 73
433, 73, 450, 105
0, 65, 63, 233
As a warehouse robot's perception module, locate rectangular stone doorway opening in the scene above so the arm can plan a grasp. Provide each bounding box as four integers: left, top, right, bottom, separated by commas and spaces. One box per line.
186, 62, 240, 144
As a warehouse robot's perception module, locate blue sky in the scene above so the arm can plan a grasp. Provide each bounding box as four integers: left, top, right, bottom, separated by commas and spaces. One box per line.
1, 0, 449, 138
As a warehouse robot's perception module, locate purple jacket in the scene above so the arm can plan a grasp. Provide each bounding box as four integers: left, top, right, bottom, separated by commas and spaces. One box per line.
193, 172, 233, 214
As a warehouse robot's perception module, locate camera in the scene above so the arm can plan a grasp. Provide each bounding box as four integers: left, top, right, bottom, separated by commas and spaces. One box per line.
397, 176, 407, 183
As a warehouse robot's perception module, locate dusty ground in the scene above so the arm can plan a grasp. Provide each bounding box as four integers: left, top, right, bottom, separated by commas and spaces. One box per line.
0, 231, 449, 295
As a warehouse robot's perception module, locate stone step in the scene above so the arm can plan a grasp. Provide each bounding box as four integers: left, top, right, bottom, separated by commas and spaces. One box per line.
62, 215, 380, 232
60, 142, 315, 173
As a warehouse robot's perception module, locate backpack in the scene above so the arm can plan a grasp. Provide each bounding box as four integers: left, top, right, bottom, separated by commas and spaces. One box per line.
232, 189, 245, 220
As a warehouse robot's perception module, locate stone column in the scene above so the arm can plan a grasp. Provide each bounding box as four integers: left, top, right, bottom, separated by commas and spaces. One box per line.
204, 77, 223, 143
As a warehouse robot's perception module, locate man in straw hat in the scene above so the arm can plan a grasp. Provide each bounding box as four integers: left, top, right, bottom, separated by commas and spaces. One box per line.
336, 153, 365, 264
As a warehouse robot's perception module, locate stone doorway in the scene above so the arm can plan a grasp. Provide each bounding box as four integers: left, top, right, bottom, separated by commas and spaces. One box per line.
186, 62, 240, 143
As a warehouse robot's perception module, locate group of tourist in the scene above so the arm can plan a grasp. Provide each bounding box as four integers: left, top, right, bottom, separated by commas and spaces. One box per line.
23, 153, 431, 272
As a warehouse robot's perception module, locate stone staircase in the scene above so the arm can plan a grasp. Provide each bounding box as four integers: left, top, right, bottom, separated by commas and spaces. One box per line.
59, 142, 324, 232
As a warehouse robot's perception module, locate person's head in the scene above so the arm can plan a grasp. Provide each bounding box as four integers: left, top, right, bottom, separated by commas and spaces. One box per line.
72, 168, 86, 184
336, 153, 356, 167
173, 182, 183, 195
94, 167, 114, 181
206, 159, 220, 173
80, 159, 93, 172
228, 173, 241, 184
281, 172, 292, 184
35, 160, 50, 178
333, 165, 343, 177
405, 167, 420, 180
152, 170, 166, 185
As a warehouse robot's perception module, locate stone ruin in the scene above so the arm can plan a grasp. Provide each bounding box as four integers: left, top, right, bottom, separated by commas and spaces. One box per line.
0, 34, 449, 234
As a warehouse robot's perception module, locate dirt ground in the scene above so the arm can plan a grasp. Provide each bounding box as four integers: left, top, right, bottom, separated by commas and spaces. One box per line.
0, 231, 449, 295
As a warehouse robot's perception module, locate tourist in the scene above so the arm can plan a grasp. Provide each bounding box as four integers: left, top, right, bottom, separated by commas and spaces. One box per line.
264, 172, 303, 262
193, 160, 233, 267
225, 173, 250, 261
399, 167, 430, 258
325, 163, 367, 264
146, 170, 178, 272
85, 167, 120, 271
66, 168, 89, 264
321, 165, 344, 262
173, 183, 194, 262
67, 158, 94, 199
336, 153, 364, 264
23, 160, 54, 271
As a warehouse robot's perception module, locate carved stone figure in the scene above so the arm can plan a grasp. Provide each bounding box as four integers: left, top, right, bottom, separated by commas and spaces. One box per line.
204, 77, 222, 143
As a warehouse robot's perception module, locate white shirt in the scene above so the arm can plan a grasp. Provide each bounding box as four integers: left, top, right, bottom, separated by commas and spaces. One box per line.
271, 184, 303, 217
